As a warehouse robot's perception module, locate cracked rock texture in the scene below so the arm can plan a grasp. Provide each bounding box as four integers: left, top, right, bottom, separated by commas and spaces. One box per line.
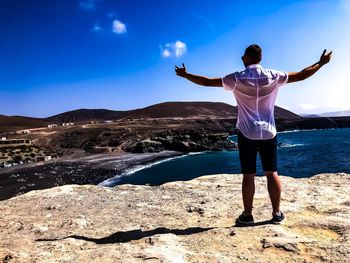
0, 173, 349, 262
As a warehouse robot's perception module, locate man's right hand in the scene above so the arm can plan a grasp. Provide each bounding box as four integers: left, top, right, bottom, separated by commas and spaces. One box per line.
175, 63, 187, 78
319, 49, 332, 66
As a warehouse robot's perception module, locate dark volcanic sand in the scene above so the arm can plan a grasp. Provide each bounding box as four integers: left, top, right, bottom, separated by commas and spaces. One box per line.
0, 150, 183, 201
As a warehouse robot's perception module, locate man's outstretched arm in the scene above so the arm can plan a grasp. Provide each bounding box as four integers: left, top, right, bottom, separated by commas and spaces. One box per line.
287, 49, 332, 83
175, 63, 223, 87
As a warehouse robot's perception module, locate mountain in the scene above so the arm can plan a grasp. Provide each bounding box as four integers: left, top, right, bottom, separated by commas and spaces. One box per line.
45, 109, 124, 123
301, 110, 350, 118
318, 110, 350, 117
0, 115, 49, 132
45, 102, 301, 122
0, 101, 301, 132
44, 102, 236, 123
119, 101, 238, 119
300, 114, 320, 118
273, 106, 301, 119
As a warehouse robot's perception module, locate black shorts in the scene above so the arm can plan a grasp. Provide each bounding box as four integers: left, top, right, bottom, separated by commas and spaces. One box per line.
237, 130, 277, 174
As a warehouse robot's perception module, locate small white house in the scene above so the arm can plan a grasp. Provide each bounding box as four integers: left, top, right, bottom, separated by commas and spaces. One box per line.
16, 130, 31, 134
1, 137, 6, 141
48, 124, 58, 128
62, 122, 74, 126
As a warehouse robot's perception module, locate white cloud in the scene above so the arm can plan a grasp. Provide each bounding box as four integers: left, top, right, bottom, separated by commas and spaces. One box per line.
91, 24, 103, 32
112, 20, 127, 34
160, 40, 187, 58
79, 0, 97, 10
162, 49, 171, 58
107, 12, 116, 18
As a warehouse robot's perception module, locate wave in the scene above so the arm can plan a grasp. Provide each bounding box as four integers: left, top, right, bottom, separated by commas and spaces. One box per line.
278, 130, 301, 134
278, 129, 320, 134
123, 151, 204, 176
278, 143, 305, 148
98, 151, 205, 187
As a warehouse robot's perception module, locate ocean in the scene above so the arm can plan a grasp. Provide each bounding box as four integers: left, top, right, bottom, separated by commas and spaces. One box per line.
101, 128, 350, 186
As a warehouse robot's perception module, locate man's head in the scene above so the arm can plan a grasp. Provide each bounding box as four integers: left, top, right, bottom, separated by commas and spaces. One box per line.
242, 44, 262, 67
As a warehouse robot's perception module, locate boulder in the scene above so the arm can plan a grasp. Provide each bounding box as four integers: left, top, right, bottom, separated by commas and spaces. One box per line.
126, 139, 164, 153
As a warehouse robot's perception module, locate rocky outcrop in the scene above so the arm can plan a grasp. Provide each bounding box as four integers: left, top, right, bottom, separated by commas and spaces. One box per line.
32, 118, 237, 154
276, 117, 350, 130
10, 114, 350, 159
122, 131, 237, 153
124, 139, 165, 153
0, 173, 349, 262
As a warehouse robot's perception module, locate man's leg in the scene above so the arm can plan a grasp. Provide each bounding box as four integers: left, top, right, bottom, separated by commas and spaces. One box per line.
265, 171, 281, 215
237, 131, 257, 216
242, 173, 255, 215
258, 135, 282, 216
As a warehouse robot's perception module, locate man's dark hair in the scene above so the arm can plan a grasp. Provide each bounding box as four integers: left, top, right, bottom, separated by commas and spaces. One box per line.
244, 44, 262, 63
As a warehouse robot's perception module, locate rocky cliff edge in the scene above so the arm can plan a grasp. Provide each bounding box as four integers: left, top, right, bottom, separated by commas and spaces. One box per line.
1, 173, 349, 262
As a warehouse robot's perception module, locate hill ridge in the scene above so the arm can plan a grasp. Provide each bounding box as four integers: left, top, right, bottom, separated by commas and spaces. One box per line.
0, 101, 301, 132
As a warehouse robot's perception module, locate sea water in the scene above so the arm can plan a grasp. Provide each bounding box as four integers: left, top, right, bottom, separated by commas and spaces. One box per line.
104, 128, 350, 186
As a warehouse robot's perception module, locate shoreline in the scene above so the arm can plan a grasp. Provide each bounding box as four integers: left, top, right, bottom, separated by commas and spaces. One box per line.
98, 151, 205, 187
0, 150, 184, 201
2, 127, 350, 201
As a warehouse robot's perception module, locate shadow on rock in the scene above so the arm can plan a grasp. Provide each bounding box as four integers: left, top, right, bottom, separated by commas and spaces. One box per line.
234, 220, 273, 228
36, 226, 215, 244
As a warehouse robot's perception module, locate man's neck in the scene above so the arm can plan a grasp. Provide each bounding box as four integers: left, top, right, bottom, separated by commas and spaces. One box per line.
246, 64, 262, 69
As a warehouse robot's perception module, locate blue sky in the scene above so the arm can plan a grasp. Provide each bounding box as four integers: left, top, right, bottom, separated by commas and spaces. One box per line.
0, 0, 349, 117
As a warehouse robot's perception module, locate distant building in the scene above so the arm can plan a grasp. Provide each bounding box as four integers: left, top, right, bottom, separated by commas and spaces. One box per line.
48, 124, 58, 128
90, 121, 99, 124
16, 129, 31, 134
62, 122, 74, 126
1, 137, 6, 141
104, 120, 113, 123
44, 156, 52, 161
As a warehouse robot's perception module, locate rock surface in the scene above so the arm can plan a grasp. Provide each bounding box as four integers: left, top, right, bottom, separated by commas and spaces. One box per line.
123, 132, 237, 153
0, 173, 349, 262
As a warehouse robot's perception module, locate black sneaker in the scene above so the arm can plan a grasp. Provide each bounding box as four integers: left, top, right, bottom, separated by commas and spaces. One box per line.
271, 212, 285, 224
236, 212, 254, 226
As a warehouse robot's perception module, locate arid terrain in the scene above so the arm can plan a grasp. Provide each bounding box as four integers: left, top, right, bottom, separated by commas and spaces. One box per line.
1, 101, 349, 200
1, 173, 349, 262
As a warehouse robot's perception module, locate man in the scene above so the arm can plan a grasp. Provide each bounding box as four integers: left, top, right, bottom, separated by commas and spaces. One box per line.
175, 44, 332, 225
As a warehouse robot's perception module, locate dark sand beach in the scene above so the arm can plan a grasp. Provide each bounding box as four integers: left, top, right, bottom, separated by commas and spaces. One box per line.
0, 150, 183, 201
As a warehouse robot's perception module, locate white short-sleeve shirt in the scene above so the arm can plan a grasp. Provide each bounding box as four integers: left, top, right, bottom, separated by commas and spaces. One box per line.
222, 64, 288, 140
